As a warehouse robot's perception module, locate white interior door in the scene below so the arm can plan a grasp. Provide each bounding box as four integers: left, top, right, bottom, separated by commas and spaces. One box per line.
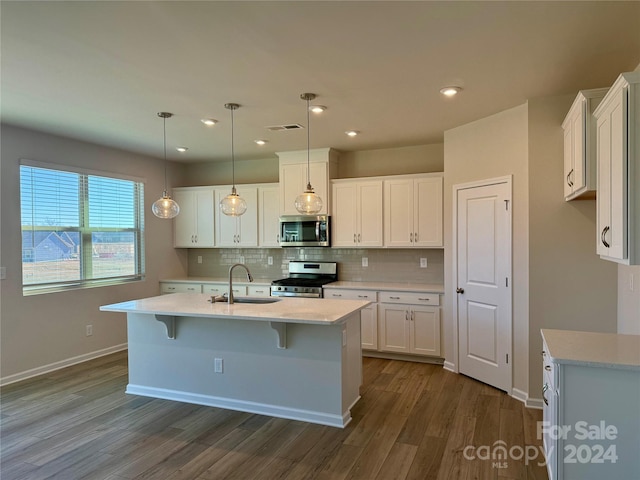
456, 180, 512, 392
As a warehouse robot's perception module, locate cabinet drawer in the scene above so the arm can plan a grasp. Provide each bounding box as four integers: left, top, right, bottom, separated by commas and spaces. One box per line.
248, 285, 270, 297
324, 289, 377, 302
202, 284, 247, 296
161, 282, 202, 294
379, 291, 440, 306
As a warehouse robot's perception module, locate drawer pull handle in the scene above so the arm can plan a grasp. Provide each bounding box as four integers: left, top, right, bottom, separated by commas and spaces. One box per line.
543, 395, 548, 406
542, 383, 549, 394
545, 365, 551, 371
357, 295, 368, 298
418, 297, 430, 301
390, 296, 400, 300
333, 293, 342, 297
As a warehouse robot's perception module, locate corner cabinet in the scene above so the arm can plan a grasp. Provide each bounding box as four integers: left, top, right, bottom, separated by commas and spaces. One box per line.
594, 71, 640, 264
215, 187, 258, 247
277, 148, 338, 216
378, 292, 441, 356
331, 179, 383, 247
173, 187, 215, 248
562, 88, 608, 201
384, 174, 443, 248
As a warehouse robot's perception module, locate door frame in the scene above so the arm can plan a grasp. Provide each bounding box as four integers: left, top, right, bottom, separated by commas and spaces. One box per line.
451, 175, 513, 392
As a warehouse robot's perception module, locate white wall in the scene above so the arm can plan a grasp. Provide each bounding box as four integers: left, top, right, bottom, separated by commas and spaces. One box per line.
0, 124, 188, 383
444, 104, 530, 394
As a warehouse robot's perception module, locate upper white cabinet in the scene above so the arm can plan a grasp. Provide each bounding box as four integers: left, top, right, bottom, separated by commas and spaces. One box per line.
173, 187, 215, 248
594, 71, 640, 264
277, 148, 338, 216
215, 187, 258, 247
562, 88, 608, 201
384, 174, 443, 248
331, 179, 383, 247
258, 184, 280, 247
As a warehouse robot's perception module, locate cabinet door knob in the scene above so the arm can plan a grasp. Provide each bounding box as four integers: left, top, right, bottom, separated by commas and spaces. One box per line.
456, 288, 464, 294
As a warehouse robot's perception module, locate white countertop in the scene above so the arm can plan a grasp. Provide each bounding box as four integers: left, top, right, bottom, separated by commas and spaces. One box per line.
541, 329, 640, 370
324, 281, 444, 294
100, 293, 369, 326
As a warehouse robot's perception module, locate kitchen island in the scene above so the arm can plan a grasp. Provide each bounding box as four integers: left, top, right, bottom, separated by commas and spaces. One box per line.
100, 293, 369, 427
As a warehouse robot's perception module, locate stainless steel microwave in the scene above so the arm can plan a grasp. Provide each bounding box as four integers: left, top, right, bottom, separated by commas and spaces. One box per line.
279, 215, 330, 247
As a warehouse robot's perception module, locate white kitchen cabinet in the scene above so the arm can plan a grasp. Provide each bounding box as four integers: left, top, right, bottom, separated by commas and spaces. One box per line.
324, 288, 378, 350
203, 283, 247, 297
541, 330, 640, 480
384, 174, 443, 248
594, 72, 640, 264
277, 148, 338, 216
378, 291, 441, 356
562, 88, 607, 201
173, 187, 215, 248
258, 184, 281, 247
215, 187, 258, 247
160, 282, 202, 294
331, 179, 383, 248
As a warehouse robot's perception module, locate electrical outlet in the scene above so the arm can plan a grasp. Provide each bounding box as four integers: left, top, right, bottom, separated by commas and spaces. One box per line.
239, 255, 245, 264
362, 257, 368, 267
197, 256, 203, 264
214, 358, 223, 373
420, 258, 428, 268
268, 256, 273, 265
86, 325, 93, 336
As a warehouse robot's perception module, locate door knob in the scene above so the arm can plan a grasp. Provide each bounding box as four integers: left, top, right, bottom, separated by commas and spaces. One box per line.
456, 288, 464, 294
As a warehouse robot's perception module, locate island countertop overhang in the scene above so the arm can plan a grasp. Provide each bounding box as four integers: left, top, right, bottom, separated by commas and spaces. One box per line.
100, 293, 370, 326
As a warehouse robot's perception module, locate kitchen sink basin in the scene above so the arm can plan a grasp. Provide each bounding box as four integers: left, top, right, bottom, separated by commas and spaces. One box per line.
233, 297, 281, 304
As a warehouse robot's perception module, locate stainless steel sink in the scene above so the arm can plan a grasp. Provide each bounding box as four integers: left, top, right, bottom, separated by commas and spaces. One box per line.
209, 295, 281, 304
234, 297, 281, 304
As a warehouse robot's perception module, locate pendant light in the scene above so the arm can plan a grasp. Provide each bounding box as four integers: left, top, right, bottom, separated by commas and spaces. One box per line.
152, 112, 180, 219
219, 103, 247, 216
295, 93, 323, 214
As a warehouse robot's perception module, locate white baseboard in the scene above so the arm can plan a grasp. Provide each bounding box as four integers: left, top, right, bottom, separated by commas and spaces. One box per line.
511, 387, 543, 410
126, 384, 352, 428
443, 361, 457, 373
0, 344, 128, 386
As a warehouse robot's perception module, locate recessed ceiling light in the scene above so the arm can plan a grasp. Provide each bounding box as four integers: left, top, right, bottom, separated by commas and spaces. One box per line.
309, 105, 327, 113
176, 146, 188, 153
254, 139, 268, 145
201, 118, 218, 126
440, 86, 462, 97
345, 130, 359, 137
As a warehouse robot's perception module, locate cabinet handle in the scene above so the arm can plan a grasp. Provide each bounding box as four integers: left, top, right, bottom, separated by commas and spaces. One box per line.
414, 232, 418, 242
357, 295, 368, 298
543, 396, 548, 406
544, 365, 551, 371
541, 350, 546, 356
254, 290, 264, 293
390, 296, 400, 300
358, 233, 361, 243
354, 233, 357, 243
601, 226, 610, 248
567, 169, 574, 187
332, 293, 342, 297
411, 311, 415, 321
277, 234, 280, 243
418, 297, 430, 301
195, 235, 198, 243
405, 311, 409, 320
410, 232, 413, 242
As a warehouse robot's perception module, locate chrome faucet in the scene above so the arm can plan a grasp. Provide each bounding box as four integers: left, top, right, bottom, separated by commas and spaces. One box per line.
228, 263, 253, 304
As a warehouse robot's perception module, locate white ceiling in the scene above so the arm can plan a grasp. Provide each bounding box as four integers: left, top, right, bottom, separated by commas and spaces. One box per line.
2, 1, 639, 163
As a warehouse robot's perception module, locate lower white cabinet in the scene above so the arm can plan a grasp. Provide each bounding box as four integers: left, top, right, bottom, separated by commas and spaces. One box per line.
160, 282, 202, 294
378, 303, 440, 356
541, 330, 640, 480
325, 289, 378, 350
160, 281, 271, 298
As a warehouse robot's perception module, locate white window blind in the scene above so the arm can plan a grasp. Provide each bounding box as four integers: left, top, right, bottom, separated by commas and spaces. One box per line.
20, 164, 145, 294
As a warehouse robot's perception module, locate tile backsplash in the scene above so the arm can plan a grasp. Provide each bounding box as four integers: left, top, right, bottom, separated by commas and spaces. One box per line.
187, 248, 444, 284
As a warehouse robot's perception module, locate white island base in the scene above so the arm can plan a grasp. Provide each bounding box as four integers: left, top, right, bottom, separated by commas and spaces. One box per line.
101, 294, 365, 428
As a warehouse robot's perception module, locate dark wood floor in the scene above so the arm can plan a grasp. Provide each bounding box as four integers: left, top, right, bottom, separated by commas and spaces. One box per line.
1, 352, 548, 480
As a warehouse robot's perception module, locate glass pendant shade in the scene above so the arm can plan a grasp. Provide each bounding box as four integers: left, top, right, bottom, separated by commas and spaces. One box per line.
152, 191, 180, 219
220, 187, 247, 216
153, 111, 180, 219
296, 93, 323, 214
295, 184, 323, 214
221, 103, 246, 217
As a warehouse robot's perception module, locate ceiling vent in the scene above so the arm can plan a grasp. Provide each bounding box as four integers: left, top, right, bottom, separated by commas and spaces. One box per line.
265, 123, 304, 131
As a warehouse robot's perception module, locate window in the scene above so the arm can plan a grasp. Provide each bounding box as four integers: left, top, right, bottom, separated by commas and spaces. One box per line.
20, 162, 145, 294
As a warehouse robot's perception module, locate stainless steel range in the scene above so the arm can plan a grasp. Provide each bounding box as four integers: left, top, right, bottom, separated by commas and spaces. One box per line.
270, 261, 337, 298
